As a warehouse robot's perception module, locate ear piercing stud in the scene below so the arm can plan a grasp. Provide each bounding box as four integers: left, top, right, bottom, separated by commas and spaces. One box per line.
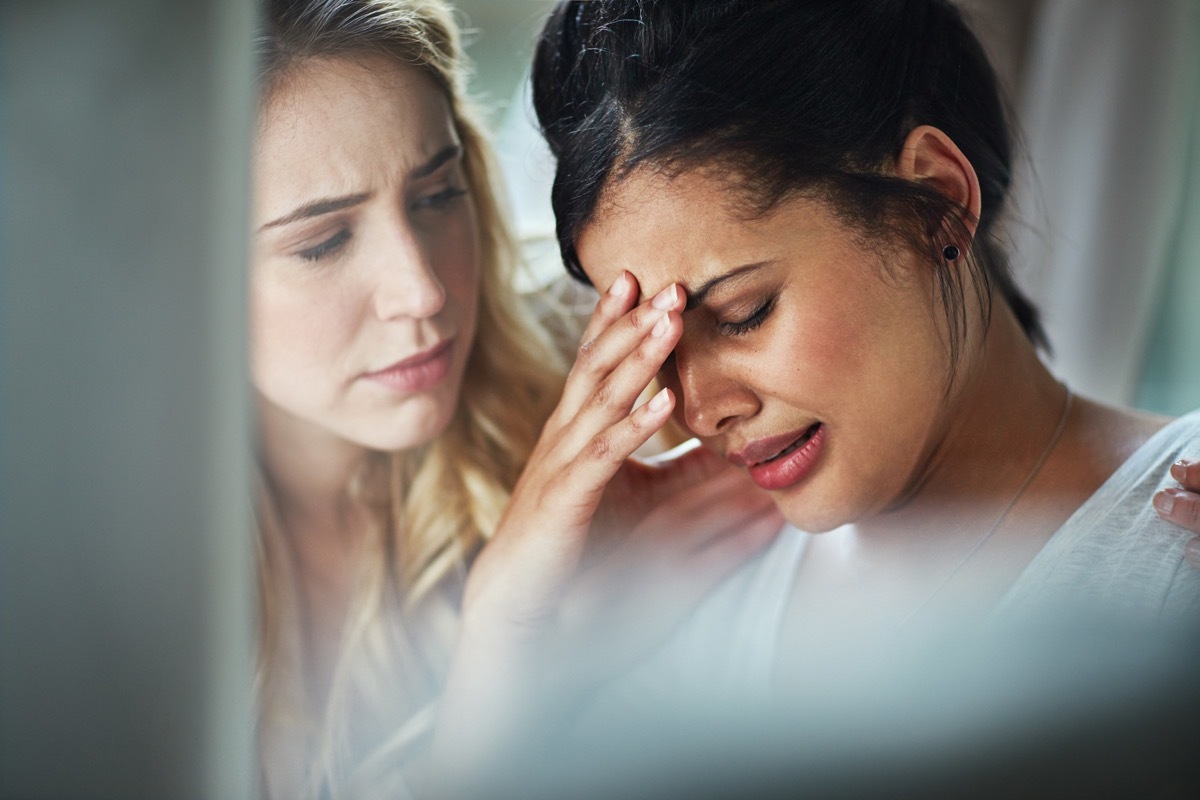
942, 244, 960, 261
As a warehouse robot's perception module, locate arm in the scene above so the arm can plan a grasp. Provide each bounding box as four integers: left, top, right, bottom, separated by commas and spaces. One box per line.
425, 272, 782, 795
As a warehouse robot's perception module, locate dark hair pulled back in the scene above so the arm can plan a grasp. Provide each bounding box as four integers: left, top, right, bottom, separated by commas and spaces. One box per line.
532, 0, 1047, 359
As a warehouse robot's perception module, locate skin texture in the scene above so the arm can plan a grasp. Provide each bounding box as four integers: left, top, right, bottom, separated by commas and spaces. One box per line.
247, 55, 784, 793
250, 54, 481, 707
576, 165, 960, 534
433, 275, 785, 794
252, 55, 480, 464
572, 127, 1166, 649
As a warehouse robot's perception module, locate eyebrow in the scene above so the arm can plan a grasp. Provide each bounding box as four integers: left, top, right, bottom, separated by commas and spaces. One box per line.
682, 261, 774, 310
258, 193, 370, 231
411, 144, 462, 179
257, 144, 463, 231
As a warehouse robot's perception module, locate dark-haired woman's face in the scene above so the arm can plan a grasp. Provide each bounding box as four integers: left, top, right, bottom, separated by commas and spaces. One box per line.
576, 167, 960, 532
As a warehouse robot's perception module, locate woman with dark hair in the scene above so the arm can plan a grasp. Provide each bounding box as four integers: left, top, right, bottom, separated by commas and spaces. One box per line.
519, 0, 1200, 681
252, 0, 1198, 793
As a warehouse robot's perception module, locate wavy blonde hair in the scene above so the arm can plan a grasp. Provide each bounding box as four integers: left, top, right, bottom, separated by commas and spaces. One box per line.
253, 1, 566, 796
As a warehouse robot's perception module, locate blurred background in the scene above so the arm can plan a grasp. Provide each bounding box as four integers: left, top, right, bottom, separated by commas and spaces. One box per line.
1, 1, 1197, 797
456, 0, 1200, 415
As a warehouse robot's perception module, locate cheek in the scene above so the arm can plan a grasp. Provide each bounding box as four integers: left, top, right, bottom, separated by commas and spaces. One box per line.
249, 271, 355, 394
762, 295, 875, 405
448, 260, 481, 356
437, 209, 483, 319
787, 312, 865, 382
776, 263, 943, 406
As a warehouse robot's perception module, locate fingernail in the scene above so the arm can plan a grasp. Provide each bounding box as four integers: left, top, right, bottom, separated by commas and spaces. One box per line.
652, 284, 678, 310
1153, 490, 1175, 516
651, 313, 670, 338
1171, 459, 1194, 481
1186, 537, 1200, 570
648, 387, 670, 412
608, 272, 629, 297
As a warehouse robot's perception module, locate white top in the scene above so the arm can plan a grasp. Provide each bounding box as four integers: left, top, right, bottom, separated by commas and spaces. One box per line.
998, 409, 1200, 618
588, 409, 1200, 715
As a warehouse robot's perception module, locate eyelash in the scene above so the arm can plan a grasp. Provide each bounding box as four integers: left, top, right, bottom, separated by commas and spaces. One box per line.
718, 295, 777, 336
298, 228, 350, 262
294, 186, 467, 263
413, 185, 467, 212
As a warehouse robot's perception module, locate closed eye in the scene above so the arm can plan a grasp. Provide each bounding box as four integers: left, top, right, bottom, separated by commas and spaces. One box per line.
718, 295, 776, 336
298, 227, 350, 262
412, 185, 467, 213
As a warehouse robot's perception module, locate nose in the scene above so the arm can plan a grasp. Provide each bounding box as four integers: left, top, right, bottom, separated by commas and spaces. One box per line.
371, 225, 447, 321
669, 343, 761, 438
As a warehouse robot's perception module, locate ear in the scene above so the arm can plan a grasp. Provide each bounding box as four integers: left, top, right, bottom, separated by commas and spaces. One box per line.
895, 125, 982, 242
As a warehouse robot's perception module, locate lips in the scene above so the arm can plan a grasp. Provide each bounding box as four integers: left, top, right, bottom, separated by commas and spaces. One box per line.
362, 338, 455, 393
728, 422, 825, 492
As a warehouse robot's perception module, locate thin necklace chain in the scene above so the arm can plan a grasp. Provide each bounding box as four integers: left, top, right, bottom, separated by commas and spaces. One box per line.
897, 385, 1074, 628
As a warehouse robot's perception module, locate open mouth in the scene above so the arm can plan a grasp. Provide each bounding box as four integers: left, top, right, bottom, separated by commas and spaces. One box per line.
743, 421, 827, 492
756, 422, 822, 465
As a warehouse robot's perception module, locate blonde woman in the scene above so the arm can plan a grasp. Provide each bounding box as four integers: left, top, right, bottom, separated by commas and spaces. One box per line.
250, 1, 780, 796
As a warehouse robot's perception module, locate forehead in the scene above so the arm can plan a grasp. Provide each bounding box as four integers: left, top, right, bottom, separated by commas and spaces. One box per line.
254, 55, 457, 214
575, 166, 826, 299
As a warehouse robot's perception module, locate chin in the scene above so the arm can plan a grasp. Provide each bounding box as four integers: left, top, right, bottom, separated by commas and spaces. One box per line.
779, 508, 847, 535
358, 403, 458, 453
771, 484, 860, 534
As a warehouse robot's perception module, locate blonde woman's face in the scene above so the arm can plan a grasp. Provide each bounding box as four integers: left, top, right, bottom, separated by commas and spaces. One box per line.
251, 56, 480, 452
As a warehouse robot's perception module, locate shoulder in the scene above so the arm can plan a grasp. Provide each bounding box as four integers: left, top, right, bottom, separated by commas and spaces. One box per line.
1003, 406, 1200, 619
1101, 405, 1200, 478
1070, 398, 1173, 477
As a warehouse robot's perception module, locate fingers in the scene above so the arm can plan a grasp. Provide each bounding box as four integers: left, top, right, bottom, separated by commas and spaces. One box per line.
1170, 458, 1200, 492
576, 270, 637, 346
1154, 487, 1200, 530
556, 280, 684, 425
480, 275, 687, 617
558, 387, 679, 498
1154, 459, 1200, 570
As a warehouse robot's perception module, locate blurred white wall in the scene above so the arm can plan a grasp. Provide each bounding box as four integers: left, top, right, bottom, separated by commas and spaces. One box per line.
455, 0, 557, 122
1010, 0, 1200, 414
474, 0, 1200, 413
0, 1, 256, 797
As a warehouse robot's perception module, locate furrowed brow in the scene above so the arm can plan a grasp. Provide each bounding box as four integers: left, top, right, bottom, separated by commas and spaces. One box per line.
411, 144, 461, 179
259, 193, 370, 231
683, 261, 773, 310
257, 145, 461, 232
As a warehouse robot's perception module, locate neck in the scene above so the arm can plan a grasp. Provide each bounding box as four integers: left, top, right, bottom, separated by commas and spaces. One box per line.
256, 396, 388, 706
256, 396, 374, 532
785, 304, 1072, 641
256, 396, 382, 620
851, 303, 1068, 563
